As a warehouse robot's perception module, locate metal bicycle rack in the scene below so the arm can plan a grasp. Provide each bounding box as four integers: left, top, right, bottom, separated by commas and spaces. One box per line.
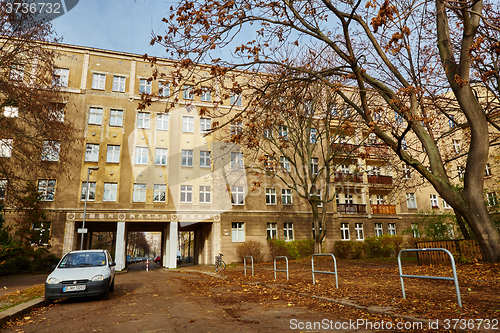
398, 248, 462, 308
243, 256, 254, 277
311, 253, 338, 288
273, 256, 289, 280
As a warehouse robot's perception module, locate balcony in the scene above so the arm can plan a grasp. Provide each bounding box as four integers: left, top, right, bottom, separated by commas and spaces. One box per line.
365, 144, 390, 158
337, 203, 367, 214
367, 175, 393, 185
332, 143, 359, 155
334, 172, 363, 183
371, 204, 396, 215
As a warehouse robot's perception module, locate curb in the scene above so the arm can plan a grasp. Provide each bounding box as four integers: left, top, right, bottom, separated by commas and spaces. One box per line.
0, 297, 46, 326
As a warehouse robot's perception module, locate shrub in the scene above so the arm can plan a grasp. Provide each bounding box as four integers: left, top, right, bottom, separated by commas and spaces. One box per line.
268, 239, 315, 260
268, 239, 290, 258
295, 239, 314, 258
236, 240, 264, 263
333, 241, 354, 259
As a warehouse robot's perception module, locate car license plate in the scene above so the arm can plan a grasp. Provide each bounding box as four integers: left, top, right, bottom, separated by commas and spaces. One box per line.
63, 285, 86, 292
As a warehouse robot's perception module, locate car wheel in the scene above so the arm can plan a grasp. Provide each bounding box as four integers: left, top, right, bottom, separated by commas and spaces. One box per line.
109, 278, 115, 292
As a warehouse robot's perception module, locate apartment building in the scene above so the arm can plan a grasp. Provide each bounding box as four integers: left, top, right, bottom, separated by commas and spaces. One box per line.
0, 42, 498, 268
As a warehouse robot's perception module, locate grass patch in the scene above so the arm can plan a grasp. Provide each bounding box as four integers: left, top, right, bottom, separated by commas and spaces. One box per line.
0, 284, 44, 312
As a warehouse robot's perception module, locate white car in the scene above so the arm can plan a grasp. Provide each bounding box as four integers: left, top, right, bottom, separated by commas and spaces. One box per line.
45, 249, 116, 301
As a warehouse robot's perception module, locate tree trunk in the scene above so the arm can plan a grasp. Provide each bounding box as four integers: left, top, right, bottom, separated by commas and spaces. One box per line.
454, 211, 471, 240
311, 202, 323, 254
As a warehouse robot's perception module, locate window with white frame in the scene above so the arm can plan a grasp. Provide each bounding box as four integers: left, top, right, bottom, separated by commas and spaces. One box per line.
137, 112, 150, 129
0, 179, 6, 200
41, 140, 60, 161
180, 185, 193, 203
280, 156, 290, 172
281, 189, 292, 205
310, 157, 319, 175
231, 222, 245, 242
200, 118, 211, 133
374, 223, 383, 237
158, 81, 170, 97
133, 183, 146, 202
0, 139, 12, 158
182, 116, 194, 132
230, 152, 244, 169
230, 94, 242, 106
81, 182, 96, 201
155, 148, 168, 165
485, 163, 491, 177
310, 128, 317, 143
341, 164, 351, 174
200, 151, 211, 168
139, 79, 152, 94
48, 104, 65, 122
375, 194, 385, 205
199, 185, 211, 203
10, 64, 24, 81
395, 111, 403, 124
183, 85, 193, 99
85, 144, 100, 162
103, 183, 117, 202
265, 188, 276, 205
411, 223, 420, 238
38, 179, 56, 201
135, 146, 148, 164
278, 125, 288, 139
406, 193, 417, 209
153, 184, 167, 202
266, 223, 277, 240
443, 199, 452, 209
156, 113, 169, 131
3, 106, 18, 118
283, 222, 294, 241
53, 68, 69, 87
201, 88, 211, 101
230, 122, 243, 136
401, 138, 408, 150
457, 166, 465, 179
181, 149, 193, 167
487, 192, 497, 207
452, 139, 461, 154
88, 107, 103, 125
231, 186, 245, 205
112, 75, 126, 92
368, 133, 378, 144
92, 73, 106, 90
109, 109, 123, 127
448, 115, 455, 128
403, 164, 411, 179
388, 223, 396, 235
263, 128, 272, 139
344, 193, 353, 204
340, 223, 350, 240
430, 194, 439, 208
106, 145, 120, 163
355, 223, 364, 240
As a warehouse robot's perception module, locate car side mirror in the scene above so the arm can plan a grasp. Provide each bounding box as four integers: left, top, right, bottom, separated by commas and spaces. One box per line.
109, 262, 116, 267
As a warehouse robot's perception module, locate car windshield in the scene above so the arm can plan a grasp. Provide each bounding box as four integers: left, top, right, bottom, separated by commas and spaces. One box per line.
58, 252, 107, 268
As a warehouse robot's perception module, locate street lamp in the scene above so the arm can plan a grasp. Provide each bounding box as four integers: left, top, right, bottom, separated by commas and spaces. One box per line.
80, 166, 99, 250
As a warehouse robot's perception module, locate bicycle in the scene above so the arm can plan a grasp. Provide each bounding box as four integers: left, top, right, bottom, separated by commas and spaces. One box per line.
215, 253, 226, 272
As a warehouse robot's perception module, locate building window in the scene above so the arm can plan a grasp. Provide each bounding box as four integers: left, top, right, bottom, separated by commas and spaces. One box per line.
53, 68, 69, 87
411, 224, 420, 238
355, 223, 364, 240
265, 188, 276, 205
448, 115, 455, 129
183, 85, 193, 99
41, 140, 60, 161
283, 222, 294, 241
153, 184, 167, 202
310, 157, 319, 175
263, 128, 272, 139
457, 166, 465, 179
406, 193, 417, 209
48, 104, 65, 122
137, 112, 150, 129
485, 164, 491, 177
340, 223, 350, 240
199, 185, 211, 203
109, 109, 123, 127
139, 79, 152, 94
280, 156, 290, 172
31, 222, 51, 246
112, 75, 126, 92
430, 194, 439, 208
135, 146, 148, 164
487, 192, 497, 207
0, 139, 12, 158
310, 128, 317, 143
180, 185, 192, 203
201, 88, 211, 102
388, 223, 396, 235
231, 186, 245, 205
281, 189, 292, 205
403, 164, 411, 179
182, 116, 194, 132
395, 111, 403, 124
37, 179, 56, 201
230, 122, 243, 136
375, 194, 384, 205
133, 183, 146, 202
158, 81, 170, 97
452, 139, 461, 154
103, 183, 118, 202
230, 152, 244, 169
200, 118, 211, 133
401, 138, 408, 150
156, 113, 169, 131
0, 179, 7, 200
10, 64, 24, 81
92, 73, 106, 90
154, 148, 168, 165
443, 199, 452, 209
88, 107, 103, 125
106, 145, 120, 163
278, 125, 288, 139
3, 106, 18, 118
230, 94, 242, 106
374, 223, 383, 237
85, 144, 100, 162
81, 182, 96, 201
344, 193, 353, 204
200, 151, 211, 168
266, 223, 277, 240
181, 149, 193, 167
231, 222, 245, 242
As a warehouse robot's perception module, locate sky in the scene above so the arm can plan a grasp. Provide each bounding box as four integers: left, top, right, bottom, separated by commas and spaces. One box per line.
52, 0, 175, 57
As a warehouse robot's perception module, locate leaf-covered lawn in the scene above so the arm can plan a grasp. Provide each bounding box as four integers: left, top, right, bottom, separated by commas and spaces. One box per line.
0, 285, 44, 312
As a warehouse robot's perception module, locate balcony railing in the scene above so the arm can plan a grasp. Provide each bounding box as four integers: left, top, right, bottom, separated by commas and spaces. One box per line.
365, 144, 390, 158
337, 203, 367, 214
334, 172, 363, 183
331, 143, 359, 155
367, 175, 393, 185
371, 204, 396, 215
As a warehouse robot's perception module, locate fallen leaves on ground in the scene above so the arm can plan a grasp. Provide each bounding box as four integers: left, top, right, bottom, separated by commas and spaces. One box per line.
0, 285, 44, 312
